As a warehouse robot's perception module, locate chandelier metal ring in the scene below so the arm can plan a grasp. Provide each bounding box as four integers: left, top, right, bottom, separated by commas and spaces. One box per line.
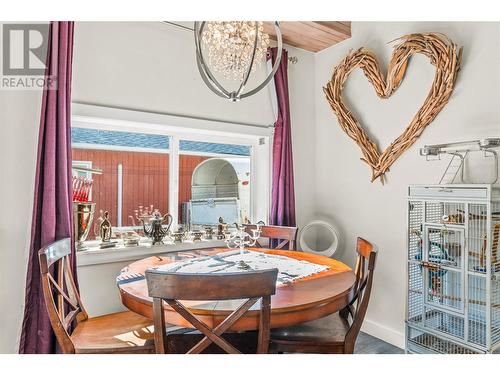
194, 21, 283, 102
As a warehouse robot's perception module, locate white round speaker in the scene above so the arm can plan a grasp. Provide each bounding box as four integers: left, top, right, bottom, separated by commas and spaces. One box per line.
299, 220, 340, 258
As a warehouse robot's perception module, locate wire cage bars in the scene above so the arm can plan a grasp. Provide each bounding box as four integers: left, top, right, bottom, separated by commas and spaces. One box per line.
406, 185, 500, 353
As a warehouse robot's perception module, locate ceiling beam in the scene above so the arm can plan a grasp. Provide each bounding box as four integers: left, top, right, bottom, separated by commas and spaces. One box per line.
263, 21, 351, 53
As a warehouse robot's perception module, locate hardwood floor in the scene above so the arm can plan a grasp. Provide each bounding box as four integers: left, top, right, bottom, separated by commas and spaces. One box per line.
162, 327, 404, 354
354, 332, 404, 354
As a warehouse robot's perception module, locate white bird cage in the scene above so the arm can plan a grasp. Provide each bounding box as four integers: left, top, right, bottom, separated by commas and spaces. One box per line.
406, 184, 500, 353
189, 158, 250, 226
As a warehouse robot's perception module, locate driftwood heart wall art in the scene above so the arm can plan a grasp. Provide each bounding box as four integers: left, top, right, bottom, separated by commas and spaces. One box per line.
324, 33, 462, 184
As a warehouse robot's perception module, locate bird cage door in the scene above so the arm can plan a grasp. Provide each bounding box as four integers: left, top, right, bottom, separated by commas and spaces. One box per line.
422, 224, 466, 313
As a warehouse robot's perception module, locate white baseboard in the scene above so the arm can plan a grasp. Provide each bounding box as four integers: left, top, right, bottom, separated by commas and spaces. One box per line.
361, 319, 405, 349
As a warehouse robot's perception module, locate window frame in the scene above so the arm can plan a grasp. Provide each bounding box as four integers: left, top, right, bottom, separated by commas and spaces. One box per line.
71, 103, 273, 231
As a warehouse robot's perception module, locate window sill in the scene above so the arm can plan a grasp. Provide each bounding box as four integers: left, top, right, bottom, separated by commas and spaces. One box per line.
76, 239, 228, 267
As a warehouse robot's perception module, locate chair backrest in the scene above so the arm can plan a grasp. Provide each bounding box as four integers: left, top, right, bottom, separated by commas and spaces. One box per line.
244, 224, 298, 250
342, 237, 377, 352
145, 268, 278, 354
38, 238, 88, 354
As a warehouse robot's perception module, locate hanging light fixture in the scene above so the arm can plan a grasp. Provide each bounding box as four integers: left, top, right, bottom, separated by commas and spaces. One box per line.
194, 21, 282, 102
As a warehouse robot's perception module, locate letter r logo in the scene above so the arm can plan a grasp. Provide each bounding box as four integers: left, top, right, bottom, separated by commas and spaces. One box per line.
2, 24, 49, 75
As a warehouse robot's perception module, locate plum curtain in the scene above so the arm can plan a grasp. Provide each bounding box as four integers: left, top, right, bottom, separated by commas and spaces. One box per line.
19, 21, 76, 354
268, 48, 296, 227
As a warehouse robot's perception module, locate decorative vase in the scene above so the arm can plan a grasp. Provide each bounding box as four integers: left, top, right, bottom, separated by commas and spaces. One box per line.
73, 202, 95, 251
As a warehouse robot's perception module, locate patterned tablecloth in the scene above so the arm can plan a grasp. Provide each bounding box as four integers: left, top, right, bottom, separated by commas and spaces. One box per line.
152, 249, 330, 285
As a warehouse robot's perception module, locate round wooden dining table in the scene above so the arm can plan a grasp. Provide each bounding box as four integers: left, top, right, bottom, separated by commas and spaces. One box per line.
117, 248, 356, 331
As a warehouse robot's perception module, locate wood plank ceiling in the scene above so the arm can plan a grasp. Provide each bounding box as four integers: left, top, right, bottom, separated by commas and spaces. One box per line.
263, 22, 351, 52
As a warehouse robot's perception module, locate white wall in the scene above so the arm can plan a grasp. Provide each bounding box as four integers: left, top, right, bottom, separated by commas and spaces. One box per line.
72, 23, 317, 316
0, 91, 41, 354
72, 22, 276, 126
77, 255, 165, 317
314, 22, 500, 347
0, 23, 44, 353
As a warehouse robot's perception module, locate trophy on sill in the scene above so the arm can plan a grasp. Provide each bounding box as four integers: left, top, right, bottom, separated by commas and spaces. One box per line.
73, 202, 96, 251
99, 211, 117, 249
217, 217, 228, 240
71, 164, 102, 251
141, 210, 173, 245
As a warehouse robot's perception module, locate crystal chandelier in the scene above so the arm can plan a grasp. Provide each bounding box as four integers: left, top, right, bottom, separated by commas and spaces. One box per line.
202, 22, 270, 80
194, 21, 282, 102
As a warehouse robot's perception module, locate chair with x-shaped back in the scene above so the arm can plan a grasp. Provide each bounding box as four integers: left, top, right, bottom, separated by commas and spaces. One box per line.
145, 267, 278, 354
39, 238, 154, 353
244, 224, 298, 250
269, 237, 378, 354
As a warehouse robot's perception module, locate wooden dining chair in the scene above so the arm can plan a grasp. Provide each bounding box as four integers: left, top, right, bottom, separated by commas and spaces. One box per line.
269, 237, 378, 354
244, 224, 298, 250
39, 238, 155, 354
145, 268, 278, 354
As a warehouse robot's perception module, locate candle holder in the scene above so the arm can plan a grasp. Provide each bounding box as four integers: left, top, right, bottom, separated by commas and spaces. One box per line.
225, 223, 262, 254
134, 205, 157, 223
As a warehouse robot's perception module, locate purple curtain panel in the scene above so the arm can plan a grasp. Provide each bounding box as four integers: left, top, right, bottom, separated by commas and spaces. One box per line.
269, 48, 296, 227
19, 21, 76, 354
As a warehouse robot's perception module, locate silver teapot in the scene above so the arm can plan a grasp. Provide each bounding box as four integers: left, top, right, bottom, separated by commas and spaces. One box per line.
141, 210, 173, 245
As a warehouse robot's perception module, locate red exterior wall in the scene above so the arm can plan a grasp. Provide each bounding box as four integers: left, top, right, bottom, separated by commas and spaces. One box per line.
72, 148, 209, 231
178, 154, 209, 221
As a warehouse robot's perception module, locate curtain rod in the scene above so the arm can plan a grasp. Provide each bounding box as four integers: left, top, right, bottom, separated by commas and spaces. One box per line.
162, 21, 298, 64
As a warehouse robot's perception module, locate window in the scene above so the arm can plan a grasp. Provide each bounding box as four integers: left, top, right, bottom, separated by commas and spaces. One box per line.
178, 140, 251, 228
71, 105, 271, 240
72, 160, 92, 179
72, 128, 170, 238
